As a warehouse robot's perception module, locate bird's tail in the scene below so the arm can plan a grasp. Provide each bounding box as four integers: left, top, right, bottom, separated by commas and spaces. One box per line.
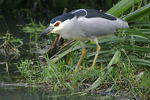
116, 19, 129, 29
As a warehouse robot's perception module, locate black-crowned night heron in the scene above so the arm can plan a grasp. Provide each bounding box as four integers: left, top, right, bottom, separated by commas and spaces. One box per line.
38, 9, 129, 71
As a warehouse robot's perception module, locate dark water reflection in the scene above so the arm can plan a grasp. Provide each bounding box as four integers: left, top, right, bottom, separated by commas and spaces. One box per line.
0, 10, 48, 75
0, 86, 110, 100
0, 10, 48, 98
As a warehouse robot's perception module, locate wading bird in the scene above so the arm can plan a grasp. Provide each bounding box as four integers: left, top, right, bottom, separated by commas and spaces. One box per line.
38, 9, 129, 71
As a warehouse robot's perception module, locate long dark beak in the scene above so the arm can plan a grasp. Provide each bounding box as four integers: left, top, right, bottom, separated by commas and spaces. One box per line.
38, 26, 54, 38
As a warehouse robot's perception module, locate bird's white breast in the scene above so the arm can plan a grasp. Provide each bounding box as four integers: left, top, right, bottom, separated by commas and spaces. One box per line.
57, 17, 89, 41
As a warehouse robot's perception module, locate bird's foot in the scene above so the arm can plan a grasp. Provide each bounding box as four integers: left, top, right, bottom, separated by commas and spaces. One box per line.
88, 65, 95, 70
88, 67, 94, 70
88, 66, 100, 70
75, 66, 84, 72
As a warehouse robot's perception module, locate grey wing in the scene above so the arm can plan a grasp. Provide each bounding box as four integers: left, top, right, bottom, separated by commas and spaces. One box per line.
69, 9, 128, 39
85, 9, 117, 20
78, 17, 128, 39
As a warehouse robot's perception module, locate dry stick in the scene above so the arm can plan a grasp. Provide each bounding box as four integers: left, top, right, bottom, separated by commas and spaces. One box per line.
9, 41, 20, 54
0, 41, 6, 48
7, 42, 17, 52
6, 62, 9, 75
45, 34, 59, 56
143, 44, 149, 59
0, 62, 9, 75
8, 55, 16, 63
4, 42, 19, 74
62, 8, 67, 15
45, 8, 67, 57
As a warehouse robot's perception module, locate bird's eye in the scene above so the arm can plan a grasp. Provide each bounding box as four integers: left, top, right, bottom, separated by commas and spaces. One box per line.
55, 22, 60, 26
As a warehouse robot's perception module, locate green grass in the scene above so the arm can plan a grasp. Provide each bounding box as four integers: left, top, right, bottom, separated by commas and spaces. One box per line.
16, 48, 150, 99
0, 31, 23, 56
22, 18, 48, 43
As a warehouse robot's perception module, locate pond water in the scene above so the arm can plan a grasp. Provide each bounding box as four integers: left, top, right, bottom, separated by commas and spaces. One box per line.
1, 86, 117, 100
0, 10, 40, 79
0, 10, 118, 100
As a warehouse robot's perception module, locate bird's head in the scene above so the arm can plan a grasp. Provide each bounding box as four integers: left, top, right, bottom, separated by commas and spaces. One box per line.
38, 20, 63, 38
38, 13, 74, 38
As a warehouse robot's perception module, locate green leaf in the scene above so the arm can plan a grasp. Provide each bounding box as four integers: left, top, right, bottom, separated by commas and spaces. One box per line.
131, 59, 150, 66
129, 21, 150, 27
125, 3, 150, 22
124, 46, 150, 53
137, 29, 150, 34
86, 51, 121, 91
50, 41, 80, 63
107, 0, 142, 17
126, 29, 150, 40
86, 50, 113, 58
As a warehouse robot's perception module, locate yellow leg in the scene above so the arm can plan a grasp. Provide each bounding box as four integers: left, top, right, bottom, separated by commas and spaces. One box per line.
90, 44, 101, 69
75, 41, 86, 72
75, 47, 86, 72
90, 38, 101, 70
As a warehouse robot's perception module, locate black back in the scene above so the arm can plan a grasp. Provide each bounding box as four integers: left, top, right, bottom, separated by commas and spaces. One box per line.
50, 9, 117, 24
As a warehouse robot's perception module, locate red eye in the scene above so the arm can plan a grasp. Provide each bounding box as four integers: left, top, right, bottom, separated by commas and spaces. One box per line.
55, 22, 60, 26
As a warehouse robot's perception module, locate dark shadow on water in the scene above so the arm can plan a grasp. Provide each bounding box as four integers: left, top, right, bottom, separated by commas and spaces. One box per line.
0, 10, 50, 83
0, 86, 114, 100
